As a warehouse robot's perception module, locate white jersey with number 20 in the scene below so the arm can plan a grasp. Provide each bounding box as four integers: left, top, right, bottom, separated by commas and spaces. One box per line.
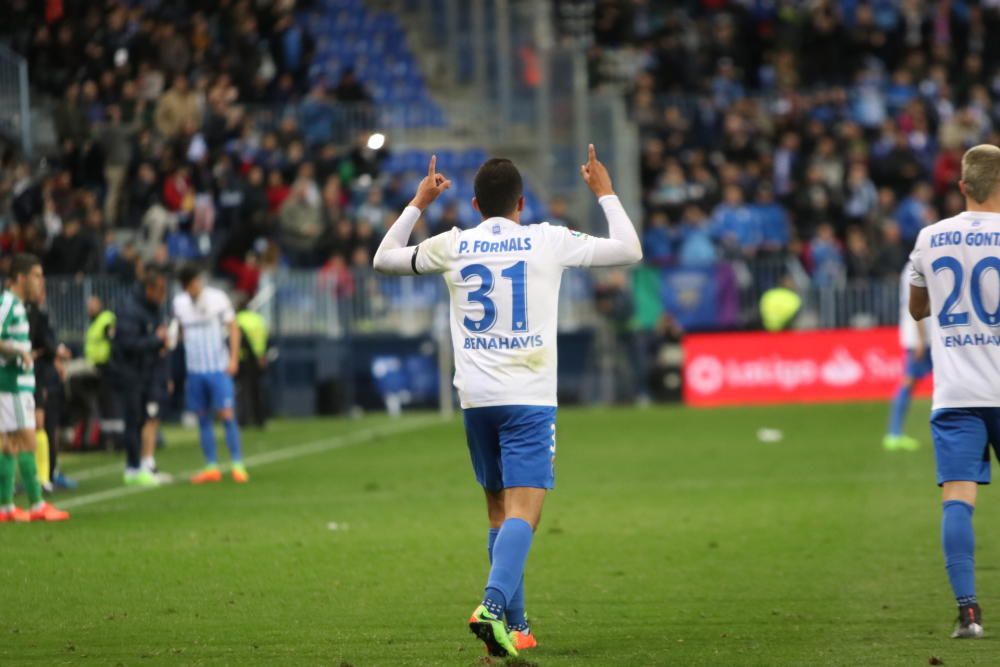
416, 216, 599, 409
909, 211, 1000, 409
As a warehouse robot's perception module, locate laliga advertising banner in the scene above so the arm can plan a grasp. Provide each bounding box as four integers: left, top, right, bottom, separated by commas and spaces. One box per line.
683, 328, 933, 406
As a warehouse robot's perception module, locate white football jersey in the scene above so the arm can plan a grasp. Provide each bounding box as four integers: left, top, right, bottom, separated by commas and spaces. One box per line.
910, 211, 1000, 409
898, 261, 922, 349
173, 286, 235, 374
416, 216, 598, 408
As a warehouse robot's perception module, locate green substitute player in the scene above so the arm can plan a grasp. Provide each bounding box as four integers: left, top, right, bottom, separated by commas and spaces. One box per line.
0, 255, 69, 523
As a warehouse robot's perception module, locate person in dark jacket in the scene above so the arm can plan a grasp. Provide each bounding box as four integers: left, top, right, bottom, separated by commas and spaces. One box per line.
108, 270, 169, 486
27, 277, 75, 491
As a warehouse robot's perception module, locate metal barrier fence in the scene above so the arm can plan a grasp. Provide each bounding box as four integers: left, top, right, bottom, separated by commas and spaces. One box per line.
43, 268, 602, 343
44, 266, 903, 344
0, 44, 31, 157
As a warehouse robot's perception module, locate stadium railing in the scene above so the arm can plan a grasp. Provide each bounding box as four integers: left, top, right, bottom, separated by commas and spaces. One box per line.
0, 43, 31, 157
45, 266, 900, 344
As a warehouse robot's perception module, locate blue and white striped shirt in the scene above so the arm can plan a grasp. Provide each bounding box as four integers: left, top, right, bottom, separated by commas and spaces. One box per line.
172, 286, 235, 374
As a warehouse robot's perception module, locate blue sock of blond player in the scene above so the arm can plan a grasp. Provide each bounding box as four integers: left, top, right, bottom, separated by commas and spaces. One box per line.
198, 414, 218, 465
223, 418, 243, 463
888, 385, 911, 436
483, 518, 533, 619
488, 527, 527, 629
942, 500, 976, 605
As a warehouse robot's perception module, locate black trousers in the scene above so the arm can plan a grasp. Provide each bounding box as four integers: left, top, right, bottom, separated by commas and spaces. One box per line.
36, 382, 64, 474
117, 382, 153, 470
236, 360, 267, 428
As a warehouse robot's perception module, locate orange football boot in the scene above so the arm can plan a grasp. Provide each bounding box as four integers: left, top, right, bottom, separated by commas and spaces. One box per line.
191, 467, 223, 484
231, 465, 249, 483
510, 629, 537, 651
28, 503, 70, 521
0, 506, 31, 523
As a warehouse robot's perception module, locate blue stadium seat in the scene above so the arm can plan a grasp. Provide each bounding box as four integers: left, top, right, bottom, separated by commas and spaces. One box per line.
305, 0, 446, 128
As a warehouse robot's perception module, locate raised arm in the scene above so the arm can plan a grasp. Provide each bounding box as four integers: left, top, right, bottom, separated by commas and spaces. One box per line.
373, 155, 452, 275
579, 144, 643, 267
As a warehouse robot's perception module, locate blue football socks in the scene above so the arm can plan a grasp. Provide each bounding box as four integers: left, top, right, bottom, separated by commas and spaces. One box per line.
888, 385, 911, 437
223, 418, 243, 462
942, 500, 976, 605
198, 414, 217, 465
487, 525, 527, 629
483, 518, 533, 617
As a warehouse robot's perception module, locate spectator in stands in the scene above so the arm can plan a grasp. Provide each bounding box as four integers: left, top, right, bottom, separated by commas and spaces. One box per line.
844, 163, 879, 226
711, 185, 759, 259
894, 181, 935, 246
45, 217, 99, 277
642, 211, 676, 267
279, 179, 324, 266
807, 224, 845, 288
678, 206, 717, 268
333, 67, 372, 104
751, 185, 790, 255
844, 226, 877, 281
155, 74, 201, 139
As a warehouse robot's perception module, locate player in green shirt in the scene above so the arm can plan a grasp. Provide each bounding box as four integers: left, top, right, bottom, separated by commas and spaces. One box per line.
0, 255, 69, 522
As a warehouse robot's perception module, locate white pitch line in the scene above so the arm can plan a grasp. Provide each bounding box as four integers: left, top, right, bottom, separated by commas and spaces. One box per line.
66, 461, 129, 481
58, 416, 444, 510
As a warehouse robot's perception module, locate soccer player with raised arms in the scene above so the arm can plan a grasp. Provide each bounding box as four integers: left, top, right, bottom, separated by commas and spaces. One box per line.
910, 144, 1000, 638
373, 145, 642, 656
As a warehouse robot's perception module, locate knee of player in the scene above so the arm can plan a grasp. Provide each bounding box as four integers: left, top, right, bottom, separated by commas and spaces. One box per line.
17, 429, 36, 453
218, 408, 235, 421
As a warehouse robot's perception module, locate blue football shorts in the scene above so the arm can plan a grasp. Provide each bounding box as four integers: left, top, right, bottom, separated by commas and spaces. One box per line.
463, 405, 557, 491
931, 407, 1000, 486
185, 371, 235, 415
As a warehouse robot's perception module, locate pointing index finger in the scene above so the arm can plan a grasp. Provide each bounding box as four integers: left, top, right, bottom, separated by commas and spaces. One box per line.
428, 154, 437, 177
588, 143, 597, 163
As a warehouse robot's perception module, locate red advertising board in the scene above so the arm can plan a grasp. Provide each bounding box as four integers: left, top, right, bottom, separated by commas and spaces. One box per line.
683, 328, 933, 406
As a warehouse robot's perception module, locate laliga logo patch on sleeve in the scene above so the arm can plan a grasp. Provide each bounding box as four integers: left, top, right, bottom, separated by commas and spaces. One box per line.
569, 230, 589, 240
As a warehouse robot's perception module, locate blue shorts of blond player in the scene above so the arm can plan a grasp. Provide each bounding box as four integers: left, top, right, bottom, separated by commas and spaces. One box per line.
932, 408, 1000, 487
463, 405, 556, 644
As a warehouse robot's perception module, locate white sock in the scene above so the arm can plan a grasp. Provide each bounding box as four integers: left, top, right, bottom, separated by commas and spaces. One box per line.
1, 504, 13, 512
141, 457, 156, 472
124, 467, 140, 479
31, 501, 45, 511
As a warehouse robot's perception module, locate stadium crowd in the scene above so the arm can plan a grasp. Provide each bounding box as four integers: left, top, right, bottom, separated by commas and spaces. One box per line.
588, 0, 1000, 287
0, 0, 414, 298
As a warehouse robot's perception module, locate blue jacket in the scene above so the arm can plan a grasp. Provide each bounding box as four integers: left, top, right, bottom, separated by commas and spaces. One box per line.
108, 288, 165, 384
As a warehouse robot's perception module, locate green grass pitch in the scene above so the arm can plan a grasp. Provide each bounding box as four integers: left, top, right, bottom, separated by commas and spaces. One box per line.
4, 400, 999, 665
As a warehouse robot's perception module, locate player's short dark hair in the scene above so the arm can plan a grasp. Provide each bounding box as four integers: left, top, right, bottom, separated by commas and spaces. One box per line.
9, 254, 40, 280
178, 264, 201, 289
474, 158, 523, 218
